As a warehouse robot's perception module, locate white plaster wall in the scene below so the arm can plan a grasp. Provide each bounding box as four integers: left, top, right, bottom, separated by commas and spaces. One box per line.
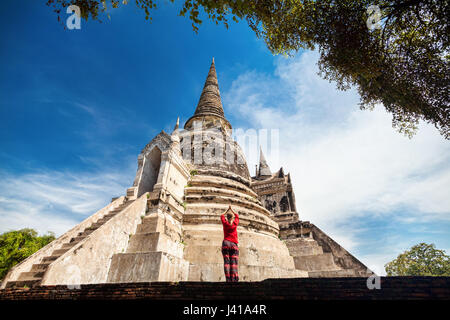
166, 160, 189, 201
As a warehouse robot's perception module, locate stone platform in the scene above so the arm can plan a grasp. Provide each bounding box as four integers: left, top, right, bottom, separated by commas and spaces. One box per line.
1, 277, 448, 300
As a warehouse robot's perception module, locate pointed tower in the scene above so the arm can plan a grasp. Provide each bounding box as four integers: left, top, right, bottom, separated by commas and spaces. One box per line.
181, 58, 249, 178
184, 58, 232, 132
173, 116, 180, 131
258, 147, 272, 177
170, 117, 181, 150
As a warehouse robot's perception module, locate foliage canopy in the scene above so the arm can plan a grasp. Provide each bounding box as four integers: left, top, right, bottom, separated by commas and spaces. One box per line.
0, 229, 55, 280
47, 0, 449, 138
385, 243, 450, 276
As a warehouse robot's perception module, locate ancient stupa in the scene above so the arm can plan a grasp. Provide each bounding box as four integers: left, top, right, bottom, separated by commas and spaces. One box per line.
2, 60, 370, 288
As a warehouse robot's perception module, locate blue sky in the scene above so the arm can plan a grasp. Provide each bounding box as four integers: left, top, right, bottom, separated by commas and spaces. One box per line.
1, 1, 449, 275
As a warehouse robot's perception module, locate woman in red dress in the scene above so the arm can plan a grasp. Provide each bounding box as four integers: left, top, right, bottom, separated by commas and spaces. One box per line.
220, 205, 239, 282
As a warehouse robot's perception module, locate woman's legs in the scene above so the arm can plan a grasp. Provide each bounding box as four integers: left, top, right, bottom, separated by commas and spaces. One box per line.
222, 240, 239, 282
222, 240, 231, 282
229, 241, 239, 282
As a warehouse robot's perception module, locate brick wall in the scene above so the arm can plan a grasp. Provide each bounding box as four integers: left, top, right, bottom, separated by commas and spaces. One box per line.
0, 277, 448, 300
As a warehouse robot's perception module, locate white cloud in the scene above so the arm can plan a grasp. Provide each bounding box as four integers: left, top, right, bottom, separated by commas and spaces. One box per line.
0, 168, 133, 236
224, 50, 450, 273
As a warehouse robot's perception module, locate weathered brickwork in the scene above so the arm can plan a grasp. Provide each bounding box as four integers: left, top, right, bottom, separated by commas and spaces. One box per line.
1, 277, 449, 300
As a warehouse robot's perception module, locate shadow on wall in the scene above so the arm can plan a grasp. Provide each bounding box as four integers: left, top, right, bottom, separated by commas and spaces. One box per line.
138, 147, 162, 197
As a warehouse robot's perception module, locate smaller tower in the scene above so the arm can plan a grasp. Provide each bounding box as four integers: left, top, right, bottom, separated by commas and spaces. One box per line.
170, 117, 181, 152
257, 147, 272, 177
251, 148, 299, 226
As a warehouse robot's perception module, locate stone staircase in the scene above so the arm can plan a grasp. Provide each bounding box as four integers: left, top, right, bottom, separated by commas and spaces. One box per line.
5, 200, 134, 289
285, 237, 343, 276
285, 237, 370, 277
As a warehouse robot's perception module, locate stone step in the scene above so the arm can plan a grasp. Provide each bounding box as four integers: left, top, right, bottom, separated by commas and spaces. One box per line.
184, 194, 267, 214
61, 242, 77, 249
77, 229, 94, 237
103, 201, 133, 218
96, 217, 110, 224
30, 262, 51, 272
126, 232, 184, 258
90, 222, 102, 228
104, 212, 118, 217
188, 262, 307, 282
185, 186, 260, 204
5, 279, 41, 289
52, 248, 70, 256
83, 225, 99, 231
42, 255, 59, 263
190, 175, 258, 198
74, 203, 130, 236
83, 208, 125, 231
100, 214, 116, 221
293, 253, 338, 271
136, 216, 164, 234
285, 238, 323, 256
308, 269, 357, 278
18, 271, 45, 281
70, 236, 86, 243
86, 222, 101, 229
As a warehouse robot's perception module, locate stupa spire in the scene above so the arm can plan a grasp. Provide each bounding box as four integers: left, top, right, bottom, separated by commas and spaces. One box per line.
258, 147, 272, 176
184, 58, 231, 130
193, 58, 224, 118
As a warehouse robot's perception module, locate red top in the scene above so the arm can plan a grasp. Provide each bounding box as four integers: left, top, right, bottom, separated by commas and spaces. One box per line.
221, 213, 239, 244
